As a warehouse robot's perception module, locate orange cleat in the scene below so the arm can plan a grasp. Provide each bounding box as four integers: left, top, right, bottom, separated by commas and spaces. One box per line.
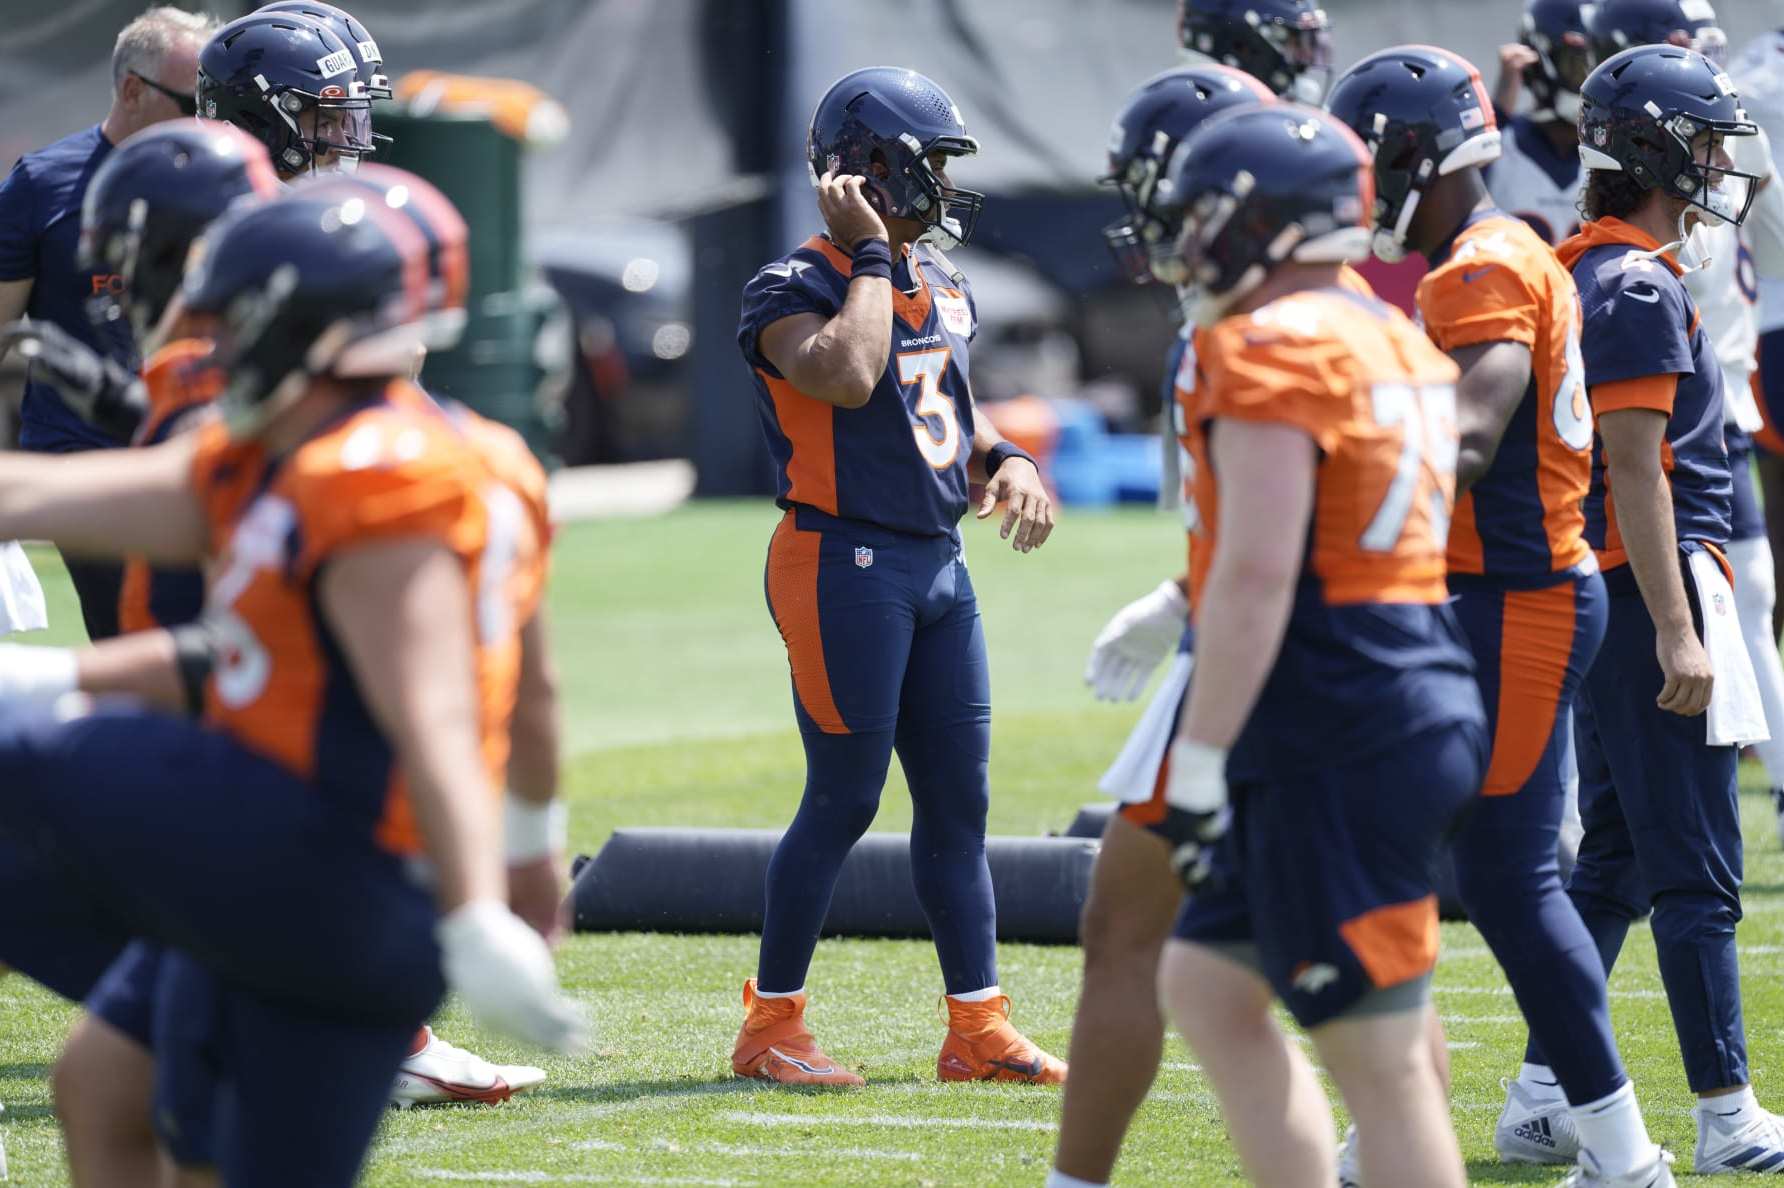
937, 994, 1068, 1084
730, 978, 865, 1087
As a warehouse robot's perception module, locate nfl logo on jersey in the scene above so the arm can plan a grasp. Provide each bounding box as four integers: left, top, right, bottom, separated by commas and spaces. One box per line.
854, 546, 874, 569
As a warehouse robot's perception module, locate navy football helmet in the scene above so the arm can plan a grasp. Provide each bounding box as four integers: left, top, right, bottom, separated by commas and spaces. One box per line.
1520, 0, 1595, 121
1578, 43, 1759, 227
1325, 46, 1502, 262
806, 67, 984, 248
79, 120, 282, 345
1588, 0, 1728, 67
1176, 0, 1333, 103
1152, 105, 1373, 324
1101, 64, 1275, 283
257, 1, 392, 99
289, 162, 470, 348
181, 193, 429, 434
198, 12, 374, 177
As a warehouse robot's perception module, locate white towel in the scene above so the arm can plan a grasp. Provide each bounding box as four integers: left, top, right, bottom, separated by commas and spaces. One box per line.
1097, 650, 1194, 803
0, 541, 46, 635
1688, 548, 1769, 747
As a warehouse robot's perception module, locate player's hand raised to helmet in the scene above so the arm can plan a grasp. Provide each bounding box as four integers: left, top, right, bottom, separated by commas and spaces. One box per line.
817, 170, 889, 253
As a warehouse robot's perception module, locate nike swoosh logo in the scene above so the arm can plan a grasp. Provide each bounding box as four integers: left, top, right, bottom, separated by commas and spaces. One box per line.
1462, 267, 1493, 283
1625, 287, 1660, 304
989, 1057, 1046, 1078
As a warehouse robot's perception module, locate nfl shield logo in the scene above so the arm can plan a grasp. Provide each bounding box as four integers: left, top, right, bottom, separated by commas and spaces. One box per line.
854, 546, 874, 569
1714, 592, 1727, 616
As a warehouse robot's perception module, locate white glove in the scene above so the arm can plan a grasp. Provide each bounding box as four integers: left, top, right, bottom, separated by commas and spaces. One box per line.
0, 644, 77, 705
1084, 579, 1189, 701
437, 898, 587, 1053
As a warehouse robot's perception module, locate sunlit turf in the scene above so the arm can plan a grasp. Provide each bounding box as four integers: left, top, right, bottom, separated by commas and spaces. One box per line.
8, 504, 1784, 1184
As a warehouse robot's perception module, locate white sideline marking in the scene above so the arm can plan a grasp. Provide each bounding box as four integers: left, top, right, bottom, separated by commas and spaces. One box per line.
719, 1110, 1056, 1132
564, 1138, 924, 1163
418, 1172, 745, 1187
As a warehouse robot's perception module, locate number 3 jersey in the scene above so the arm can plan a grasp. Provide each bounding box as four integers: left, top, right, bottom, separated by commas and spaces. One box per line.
1183, 287, 1479, 778
739, 236, 977, 537
184, 392, 549, 857
1418, 209, 1593, 584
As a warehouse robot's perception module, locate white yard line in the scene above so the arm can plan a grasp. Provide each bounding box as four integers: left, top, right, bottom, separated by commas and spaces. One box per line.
1441, 1014, 1527, 1025
1447, 1041, 1482, 1050
418, 1172, 747, 1187
1435, 986, 1665, 1000
1160, 1061, 1201, 1072
718, 1110, 1056, 1132
562, 1138, 925, 1163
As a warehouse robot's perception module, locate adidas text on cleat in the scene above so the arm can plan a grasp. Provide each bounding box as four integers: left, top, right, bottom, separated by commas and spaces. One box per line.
1694, 1101, 1784, 1174
937, 994, 1066, 1084
390, 1027, 547, 1107
1496, 1077, 1581, 1165
1559, 1147, 1677, 1186
730, 979, 864, 1087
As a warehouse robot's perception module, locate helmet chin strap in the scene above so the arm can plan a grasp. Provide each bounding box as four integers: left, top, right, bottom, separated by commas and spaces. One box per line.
1372, 188, 1422, 264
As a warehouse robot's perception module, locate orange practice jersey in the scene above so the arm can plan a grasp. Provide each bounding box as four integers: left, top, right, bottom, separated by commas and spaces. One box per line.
187, 400, 511, 856
1418, 210, 1592, 580
119, 338, 222, 634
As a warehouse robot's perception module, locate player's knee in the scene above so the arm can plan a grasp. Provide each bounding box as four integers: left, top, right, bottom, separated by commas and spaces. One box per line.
1649, 887, 1740, 942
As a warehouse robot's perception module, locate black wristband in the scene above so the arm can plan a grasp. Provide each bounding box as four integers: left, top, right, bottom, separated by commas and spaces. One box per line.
170, 622, 217, 718
851, 238, 893, 280
985, 440, 1036, 478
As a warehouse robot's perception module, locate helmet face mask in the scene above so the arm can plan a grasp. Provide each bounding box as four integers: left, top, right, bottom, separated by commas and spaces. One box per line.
1177, 0, 1333, 102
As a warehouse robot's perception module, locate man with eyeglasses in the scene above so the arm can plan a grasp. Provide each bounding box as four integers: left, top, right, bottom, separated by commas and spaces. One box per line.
0, 6, 217, 642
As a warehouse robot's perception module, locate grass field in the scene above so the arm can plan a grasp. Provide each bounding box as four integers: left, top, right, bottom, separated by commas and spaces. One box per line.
5, 500, 1784, 1186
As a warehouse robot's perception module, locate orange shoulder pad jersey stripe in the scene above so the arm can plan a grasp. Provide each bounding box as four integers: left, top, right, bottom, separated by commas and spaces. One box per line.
1187, 287, 1461, 609
188, 403, 506, 856
119, 338, 223, 633
1416, 212, 1591, 578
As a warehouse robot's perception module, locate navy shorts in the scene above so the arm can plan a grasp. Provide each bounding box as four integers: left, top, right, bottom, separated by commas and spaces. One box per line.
1728, 428, 1764, 543
1173, 719, 1486, 1028
765, 505, 985, 736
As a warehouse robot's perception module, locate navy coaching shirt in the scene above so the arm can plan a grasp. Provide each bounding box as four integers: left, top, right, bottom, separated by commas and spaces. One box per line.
0, 124, 137, 451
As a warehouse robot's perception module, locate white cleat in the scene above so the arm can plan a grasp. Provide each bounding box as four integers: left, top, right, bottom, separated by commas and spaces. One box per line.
1337, 1122, 1360, 1187
1695, 1101, 1784, 1174
1558, 1147, 1676, 1186
1496, 1076, 1581, 1165
390, 1027, 548, 1107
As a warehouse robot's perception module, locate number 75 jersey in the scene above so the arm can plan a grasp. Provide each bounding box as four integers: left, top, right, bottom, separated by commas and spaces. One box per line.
738, 235, 977, 537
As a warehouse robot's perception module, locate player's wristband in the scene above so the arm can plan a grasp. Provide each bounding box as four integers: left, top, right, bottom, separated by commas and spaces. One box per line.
1163, 739, 1228, 814
851, 238, 893, 280
169, 623, 217, 718
985, 441, 1037, 478
506, 796, 567, 864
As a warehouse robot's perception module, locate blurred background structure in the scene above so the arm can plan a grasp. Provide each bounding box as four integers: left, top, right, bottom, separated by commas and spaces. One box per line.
0, 0, 1772, 501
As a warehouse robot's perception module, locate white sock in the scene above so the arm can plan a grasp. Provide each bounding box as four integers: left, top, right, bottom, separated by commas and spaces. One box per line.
1045, 1171, 1105, 1188
1572, 1081, 1659, 1177
948, 984, 1003, 1003
754, 985, 803, 999
1698, 1085, 1759, 1119
1520, 1062, 1563, 1095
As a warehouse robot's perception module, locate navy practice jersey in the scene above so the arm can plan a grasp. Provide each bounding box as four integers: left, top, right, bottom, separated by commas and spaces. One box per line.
0, 125, 137, 451
1484, 113, 1582, 249
1557, 217, 1731, 568
738, 235, 977, 538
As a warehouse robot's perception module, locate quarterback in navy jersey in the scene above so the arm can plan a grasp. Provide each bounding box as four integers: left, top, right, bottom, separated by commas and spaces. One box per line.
732, 67, 1062, 1089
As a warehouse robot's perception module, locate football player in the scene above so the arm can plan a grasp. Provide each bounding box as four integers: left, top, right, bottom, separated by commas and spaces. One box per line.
731, 67, 1062, 1087
1551, 42, 1784, 1175
1329, 46, 1670, 1186
197, 9, 375, 178
1050, 64, 1275, 1188
1148, 102, 1485, 1188
1173, 0, 1331, 104
0, 189, 583, 1186
1488, 0, 1593, 247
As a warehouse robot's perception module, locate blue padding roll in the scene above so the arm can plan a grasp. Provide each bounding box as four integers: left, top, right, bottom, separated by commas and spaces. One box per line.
571, 828, 1098, 943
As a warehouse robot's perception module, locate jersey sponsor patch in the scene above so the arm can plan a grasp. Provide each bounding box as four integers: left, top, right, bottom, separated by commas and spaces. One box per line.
316, 49, 355, 79
935, 290, 973, 337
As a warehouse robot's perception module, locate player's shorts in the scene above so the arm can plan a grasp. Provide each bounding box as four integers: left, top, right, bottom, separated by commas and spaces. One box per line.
1173, 719, 1487, 1028
1727, 427, 1765, 543
86, 939, 164, 1049
1449, 560, 1607, 798
1098, 628, 1195, 838
1755, 330, 1784, 458
764, 505, 981, 736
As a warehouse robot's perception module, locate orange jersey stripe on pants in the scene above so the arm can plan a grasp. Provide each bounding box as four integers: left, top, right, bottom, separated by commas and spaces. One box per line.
1481, 580, 1577, 795
765, 510, 848, 735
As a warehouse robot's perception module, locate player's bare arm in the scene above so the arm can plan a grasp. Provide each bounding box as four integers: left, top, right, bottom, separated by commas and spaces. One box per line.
507, 608, 568, 943
0, 435, 205, 562
757, 171, 892, 409
1598, 405, 1713, 716
1173, 419, 1316, 749
971, 405, 1054, 552
1451, 339, 1535, 493
1493, 43, 1537, 115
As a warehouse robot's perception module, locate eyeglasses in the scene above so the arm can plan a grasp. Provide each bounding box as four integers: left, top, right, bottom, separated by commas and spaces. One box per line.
130, 70, 196, 117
